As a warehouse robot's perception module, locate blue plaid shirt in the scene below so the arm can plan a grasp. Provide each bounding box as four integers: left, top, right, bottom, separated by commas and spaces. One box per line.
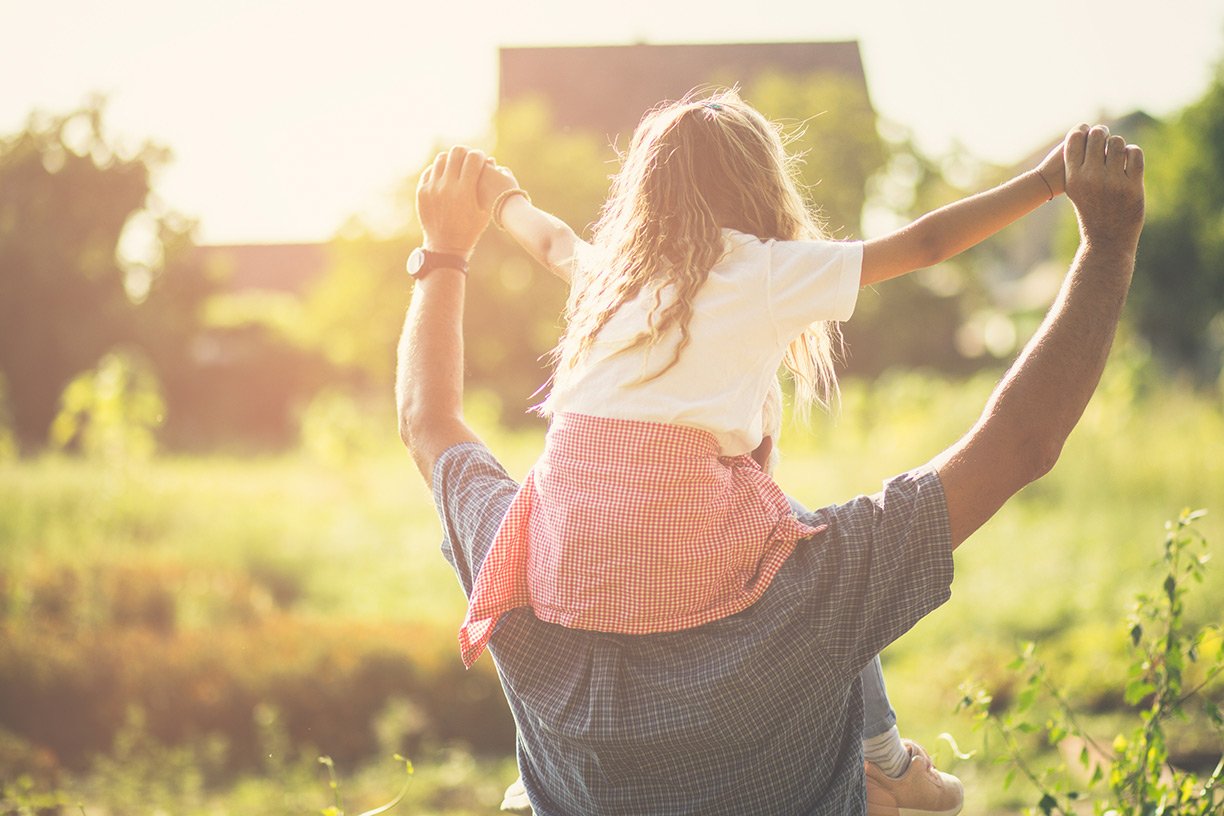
432, 442, 954, 815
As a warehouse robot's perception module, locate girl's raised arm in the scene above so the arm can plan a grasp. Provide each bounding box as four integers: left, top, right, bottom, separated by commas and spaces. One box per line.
497, 195, 587, 284
860, 133, 1069, 287
477, 160, 587, 284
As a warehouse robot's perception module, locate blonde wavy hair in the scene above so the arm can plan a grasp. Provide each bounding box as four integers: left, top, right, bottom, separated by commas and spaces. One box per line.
549, 88, 843, 419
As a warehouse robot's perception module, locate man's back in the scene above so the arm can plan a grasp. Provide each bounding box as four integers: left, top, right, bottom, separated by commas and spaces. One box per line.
433, 442, 954, 815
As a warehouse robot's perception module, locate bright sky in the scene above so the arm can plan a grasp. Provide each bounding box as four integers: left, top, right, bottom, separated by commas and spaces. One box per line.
2, 0, 1221, 245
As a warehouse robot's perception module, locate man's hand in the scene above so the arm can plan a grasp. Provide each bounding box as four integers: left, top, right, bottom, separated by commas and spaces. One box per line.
1064, 124, 1145, 252
417, 145, 493, 260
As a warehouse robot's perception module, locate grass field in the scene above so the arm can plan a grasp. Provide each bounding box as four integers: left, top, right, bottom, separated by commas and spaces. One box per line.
1, 363, 1221, 814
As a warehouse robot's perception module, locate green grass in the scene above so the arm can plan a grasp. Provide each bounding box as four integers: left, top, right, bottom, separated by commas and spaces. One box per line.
1, 366, 1221, 814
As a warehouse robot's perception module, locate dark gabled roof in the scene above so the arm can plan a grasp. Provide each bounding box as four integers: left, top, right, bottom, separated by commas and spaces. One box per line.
499, 41, 869, 141
190, 243, 330, 293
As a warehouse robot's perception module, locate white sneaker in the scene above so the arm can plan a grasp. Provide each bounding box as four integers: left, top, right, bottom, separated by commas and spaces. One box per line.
500, 775, 532, 814
865, 739, 964, 816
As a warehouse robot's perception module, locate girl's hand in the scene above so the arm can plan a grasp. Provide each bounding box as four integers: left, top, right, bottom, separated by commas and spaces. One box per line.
477, 158, 521, 212
1036, 138, 1067, 197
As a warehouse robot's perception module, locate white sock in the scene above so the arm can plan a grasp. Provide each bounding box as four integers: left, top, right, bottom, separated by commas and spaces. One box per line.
863, 725, 910, 778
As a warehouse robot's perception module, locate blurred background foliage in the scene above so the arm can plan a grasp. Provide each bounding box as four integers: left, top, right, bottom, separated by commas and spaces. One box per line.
2, 67, 1223, 450
1, 59, 1223, 814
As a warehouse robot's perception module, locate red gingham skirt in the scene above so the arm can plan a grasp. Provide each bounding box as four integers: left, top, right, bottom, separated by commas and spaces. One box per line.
458, 413, 826, 666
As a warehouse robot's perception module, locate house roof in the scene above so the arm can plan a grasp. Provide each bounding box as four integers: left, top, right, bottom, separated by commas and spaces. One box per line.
198, 42, 872, 294
499, 41, 869, 141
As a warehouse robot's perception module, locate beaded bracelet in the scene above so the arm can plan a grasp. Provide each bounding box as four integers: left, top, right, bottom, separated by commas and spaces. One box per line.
493, 188, 531, 229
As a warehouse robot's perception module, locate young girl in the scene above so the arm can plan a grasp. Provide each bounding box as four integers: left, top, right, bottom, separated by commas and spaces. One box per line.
459, 88, 1065, 668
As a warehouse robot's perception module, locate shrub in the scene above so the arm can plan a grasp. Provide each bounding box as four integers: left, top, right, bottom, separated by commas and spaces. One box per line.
958, 509, 1223, 814
0, 560, 515, 781
49, 351, 164, 462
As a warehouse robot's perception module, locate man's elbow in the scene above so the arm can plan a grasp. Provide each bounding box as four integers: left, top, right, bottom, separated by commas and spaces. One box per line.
1023, 432, 1065, 486
398, 405, 442, 480
397, 408, 416, 450
397, 396, 435, 454
398, 397, 475, 478
396, 386, 433, 453
395, 380, 417, 448
978, 419, 1067, 497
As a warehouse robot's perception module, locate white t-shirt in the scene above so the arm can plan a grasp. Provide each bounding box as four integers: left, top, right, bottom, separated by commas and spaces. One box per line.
545, 229, 863, 456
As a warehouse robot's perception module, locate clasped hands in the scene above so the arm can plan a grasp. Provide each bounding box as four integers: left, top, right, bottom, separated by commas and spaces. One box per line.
1035, 124, 1144, 248
415, 145, 519, 260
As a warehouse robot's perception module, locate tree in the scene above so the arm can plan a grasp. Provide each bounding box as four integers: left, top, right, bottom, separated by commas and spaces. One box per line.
745, 70, 888, 237
1131, 60, 1224, 383
302, 233, 411, 385
0, 100, 209, 452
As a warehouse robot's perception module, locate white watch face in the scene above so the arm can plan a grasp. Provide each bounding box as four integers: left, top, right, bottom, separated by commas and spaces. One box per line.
408, 248, 466, 278
407, 248, 426, 277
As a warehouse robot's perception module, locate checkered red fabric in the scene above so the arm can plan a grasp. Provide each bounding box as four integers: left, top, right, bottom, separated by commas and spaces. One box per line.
458, 413, 826, 666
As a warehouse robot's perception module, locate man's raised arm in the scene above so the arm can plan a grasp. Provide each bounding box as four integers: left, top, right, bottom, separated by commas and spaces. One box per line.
932, 124, 1146, 548
396, 146, 492, 481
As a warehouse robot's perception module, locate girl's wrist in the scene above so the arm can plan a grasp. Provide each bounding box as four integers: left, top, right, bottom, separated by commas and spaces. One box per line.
493, 188, 532, 229
1033, 168, 1055, 201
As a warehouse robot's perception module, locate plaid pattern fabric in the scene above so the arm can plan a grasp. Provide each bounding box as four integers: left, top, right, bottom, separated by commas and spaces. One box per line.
458, 413, 825, 666
432, 441, 955, 816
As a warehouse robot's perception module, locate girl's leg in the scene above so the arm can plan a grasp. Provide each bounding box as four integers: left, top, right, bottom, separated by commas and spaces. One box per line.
860, 656, 910, 778
860, 655, 896, 739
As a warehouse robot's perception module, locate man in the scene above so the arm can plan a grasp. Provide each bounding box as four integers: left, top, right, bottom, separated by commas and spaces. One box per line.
501, 379, 962, 816
396, 125, 1145, 815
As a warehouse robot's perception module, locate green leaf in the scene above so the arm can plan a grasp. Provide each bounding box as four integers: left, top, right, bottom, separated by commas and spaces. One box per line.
1205, 699, 1223, 727
1038, 792, 1059, 815
1125, 680, 1157, 706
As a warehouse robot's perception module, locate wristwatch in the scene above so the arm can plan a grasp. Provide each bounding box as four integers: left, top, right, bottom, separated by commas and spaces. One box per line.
407, 248, 468, 279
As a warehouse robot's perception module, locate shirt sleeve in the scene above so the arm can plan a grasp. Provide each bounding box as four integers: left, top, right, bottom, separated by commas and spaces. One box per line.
766, 239, 863, 341
431, 442, 522, 599
791, 464, 955, 677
